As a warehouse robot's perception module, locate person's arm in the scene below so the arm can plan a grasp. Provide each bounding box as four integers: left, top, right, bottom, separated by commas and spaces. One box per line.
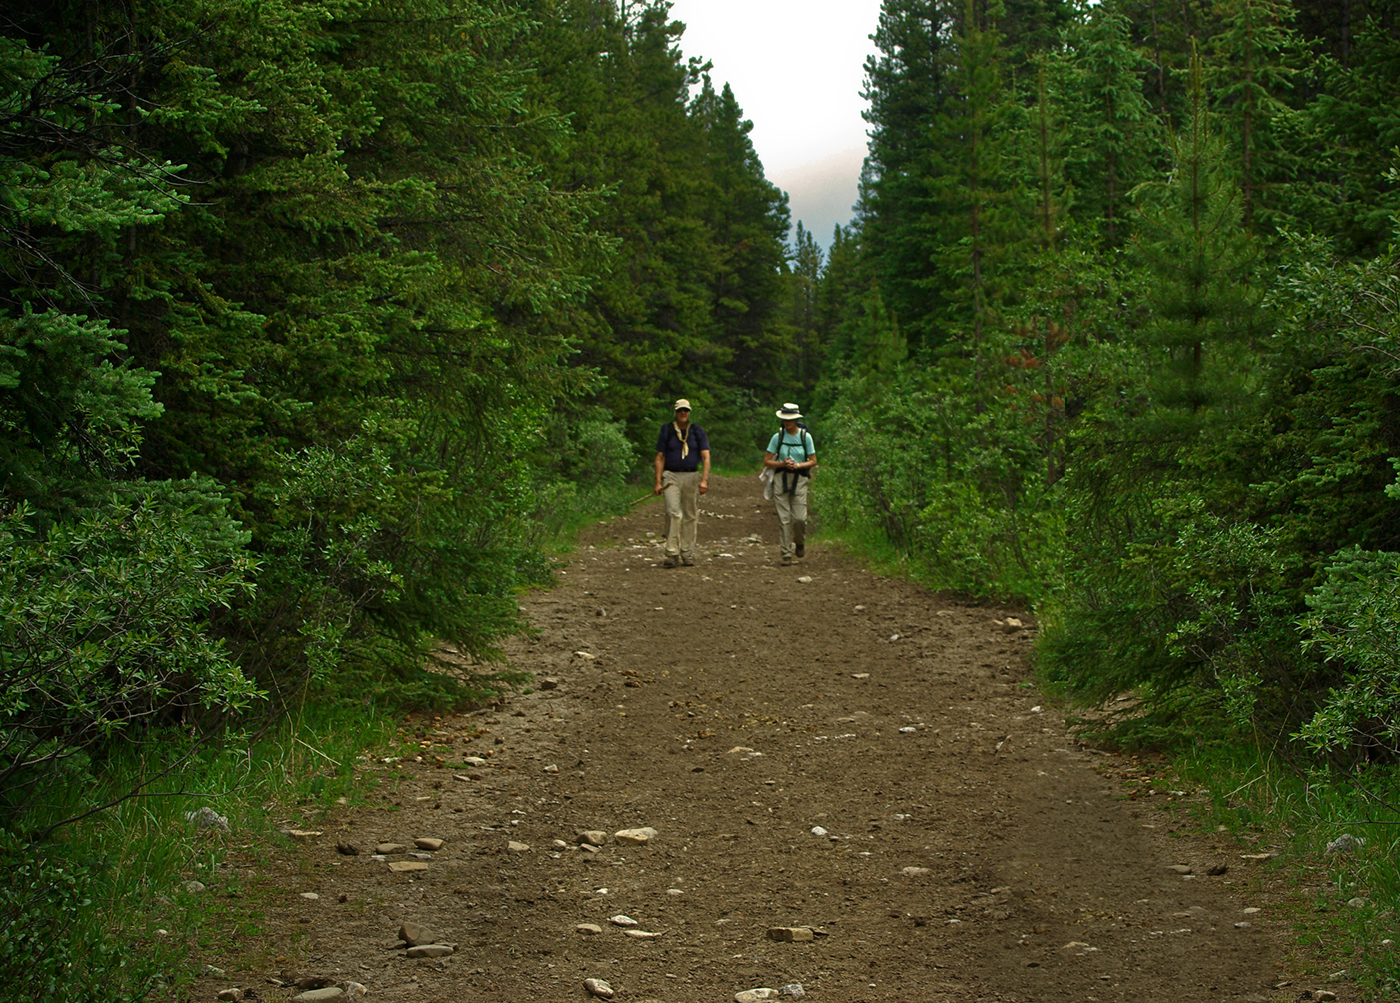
798, 434, 817, 471
699, 449, 711, 495
764, 432, 784, 469
654, 451, 665, 494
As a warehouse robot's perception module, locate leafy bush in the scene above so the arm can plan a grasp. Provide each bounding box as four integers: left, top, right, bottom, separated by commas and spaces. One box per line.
1298, 549, 1400, 758
0, 484, 259, 826
0, 834, 162, 1002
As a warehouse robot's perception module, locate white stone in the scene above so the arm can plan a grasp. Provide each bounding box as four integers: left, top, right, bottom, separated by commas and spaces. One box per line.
299, 892, 319, 901
507, 841, 530, 852
414, 837, 444, 851
575, 923, 603, 935
1326, 834, 1366, 856
615, 827, 656, 846
217, 990, 243, 1002
405, 944, 454, 958
624, 929, 662, 939
292, 990, 345, 1003
186, 807, 230, 831
796, 576, 813, 584
463, 756, 488, 766
583, 978, 615, 998
183, 881, 206, 894
767, 926, 814, 942
609, 914, 639, 927
736, 990, 779, 1003
901, 866, 931, 876
339, 983, 367, 999
577, 830, 607, 846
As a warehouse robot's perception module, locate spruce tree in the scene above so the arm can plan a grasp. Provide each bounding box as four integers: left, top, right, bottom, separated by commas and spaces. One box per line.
1132, 50, 1264, 423
859, 0, 956, 348
1063, 4, 1159, 248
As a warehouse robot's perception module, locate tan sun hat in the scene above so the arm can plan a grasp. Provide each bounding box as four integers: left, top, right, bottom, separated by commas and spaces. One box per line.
673, 398, 691, 411
776, 403, 802, 420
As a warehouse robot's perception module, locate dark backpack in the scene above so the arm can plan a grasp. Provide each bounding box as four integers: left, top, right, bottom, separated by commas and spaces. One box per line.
774, 423, 813, 477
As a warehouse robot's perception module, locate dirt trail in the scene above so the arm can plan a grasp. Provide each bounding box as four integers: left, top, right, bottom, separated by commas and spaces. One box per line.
199, 473, 1311, 1003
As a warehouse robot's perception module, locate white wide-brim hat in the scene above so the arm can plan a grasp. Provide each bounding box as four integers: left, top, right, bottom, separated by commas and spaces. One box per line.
775, 402, 802, 419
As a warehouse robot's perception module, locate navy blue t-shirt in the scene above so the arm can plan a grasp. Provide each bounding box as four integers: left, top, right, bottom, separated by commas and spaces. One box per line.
655, 422, 709, 472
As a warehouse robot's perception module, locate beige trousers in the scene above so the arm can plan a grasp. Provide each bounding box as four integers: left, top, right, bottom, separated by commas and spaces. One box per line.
661, 470, 701, 558
773, 472, 808, 558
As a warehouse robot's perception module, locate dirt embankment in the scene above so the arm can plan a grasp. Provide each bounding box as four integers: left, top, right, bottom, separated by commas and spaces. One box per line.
195, 473, 1332, 1003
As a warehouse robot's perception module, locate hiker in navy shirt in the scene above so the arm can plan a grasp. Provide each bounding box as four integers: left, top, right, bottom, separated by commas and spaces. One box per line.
653, 398, 711, 567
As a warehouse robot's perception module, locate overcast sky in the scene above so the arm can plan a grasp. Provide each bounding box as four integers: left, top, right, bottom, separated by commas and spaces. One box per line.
664, 0, 885, 249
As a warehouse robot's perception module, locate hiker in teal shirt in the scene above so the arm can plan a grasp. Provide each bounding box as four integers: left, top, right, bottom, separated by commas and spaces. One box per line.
763, 403, 816, 566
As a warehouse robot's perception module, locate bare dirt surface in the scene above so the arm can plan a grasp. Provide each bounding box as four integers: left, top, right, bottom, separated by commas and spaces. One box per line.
196, 473, 1334, 1003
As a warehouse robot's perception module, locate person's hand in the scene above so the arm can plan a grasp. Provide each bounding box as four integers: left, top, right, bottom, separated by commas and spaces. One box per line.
699, 480, 709, 495
654, 482, 663, 495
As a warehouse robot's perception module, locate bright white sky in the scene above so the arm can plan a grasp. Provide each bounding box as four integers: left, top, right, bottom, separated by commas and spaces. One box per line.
664, 0, 885, 248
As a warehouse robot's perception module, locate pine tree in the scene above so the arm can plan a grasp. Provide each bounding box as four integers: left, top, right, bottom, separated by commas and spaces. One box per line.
922, 0, 1022, 362
1132, 50, 1265, 421
1063, 4, 1159, 248
859, 0, 957, 348
690, 77, 792, 395
1205, 0, 1306, 234
786, 222, 825, 393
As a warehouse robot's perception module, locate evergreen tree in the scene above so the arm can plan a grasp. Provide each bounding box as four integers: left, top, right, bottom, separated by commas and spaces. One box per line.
690, 77, 792, 394
1062, 4, 1159, 248
859, 0, 956, 347
786, 222, 825, 393
1205, 0, 1306, 234
922, 0, 1022, 361
1131, 51, 1265, 420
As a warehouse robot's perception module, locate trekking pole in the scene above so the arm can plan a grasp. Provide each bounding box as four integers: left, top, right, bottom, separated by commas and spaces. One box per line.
631, 493, 655, 506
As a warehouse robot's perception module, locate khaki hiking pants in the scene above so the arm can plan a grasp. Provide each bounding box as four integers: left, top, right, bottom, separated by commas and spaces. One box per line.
774, 472, 808, 559
662, 469, 702, 559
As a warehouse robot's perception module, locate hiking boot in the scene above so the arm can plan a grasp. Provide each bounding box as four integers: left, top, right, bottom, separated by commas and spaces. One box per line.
795, 543, 805, 558
662, 555, 678, 568
781, 555, 793, 566
681, 555, 695, 566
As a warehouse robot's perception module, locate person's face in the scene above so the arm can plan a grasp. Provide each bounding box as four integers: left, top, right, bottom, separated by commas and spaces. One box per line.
782, 418, 799, 433
675, 408, 691, 426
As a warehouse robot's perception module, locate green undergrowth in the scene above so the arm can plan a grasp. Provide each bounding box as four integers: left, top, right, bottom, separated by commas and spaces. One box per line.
0, 705, 402, 1002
